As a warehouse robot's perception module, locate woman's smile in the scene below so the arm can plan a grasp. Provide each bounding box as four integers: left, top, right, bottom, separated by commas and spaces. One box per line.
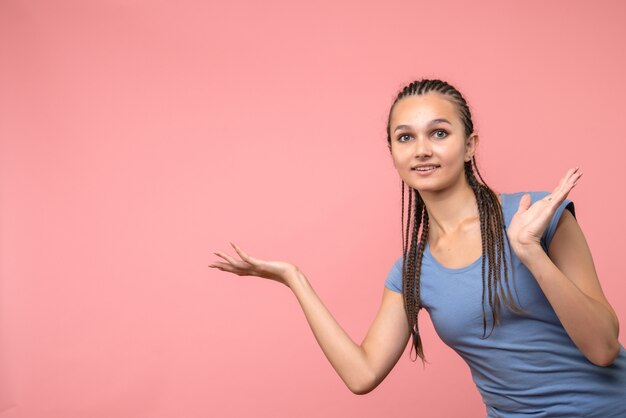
412, 164, 441, 175
411, 164, 440, 176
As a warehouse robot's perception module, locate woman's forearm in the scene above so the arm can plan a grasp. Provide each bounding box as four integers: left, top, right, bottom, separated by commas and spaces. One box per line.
521, 248, 620, 366
285, 268, 377, 394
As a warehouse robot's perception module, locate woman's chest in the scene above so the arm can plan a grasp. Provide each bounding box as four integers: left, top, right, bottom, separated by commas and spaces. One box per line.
420, 251, 560, 347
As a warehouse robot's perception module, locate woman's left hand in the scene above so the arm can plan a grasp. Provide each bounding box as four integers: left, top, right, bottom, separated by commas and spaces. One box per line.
507, 167, 582, 262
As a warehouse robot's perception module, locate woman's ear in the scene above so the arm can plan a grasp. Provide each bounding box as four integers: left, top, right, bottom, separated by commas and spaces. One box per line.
464, 133, 479, 162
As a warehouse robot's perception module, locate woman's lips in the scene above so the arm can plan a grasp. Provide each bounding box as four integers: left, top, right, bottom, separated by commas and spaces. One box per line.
412, 165, 439, 175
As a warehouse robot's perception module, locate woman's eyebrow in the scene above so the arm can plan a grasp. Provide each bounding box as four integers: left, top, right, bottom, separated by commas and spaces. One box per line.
393, 118, 453, 132
429, 118, 452, 126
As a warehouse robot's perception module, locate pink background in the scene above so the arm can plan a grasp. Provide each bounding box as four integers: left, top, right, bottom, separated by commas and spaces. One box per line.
1, 1, 625, 417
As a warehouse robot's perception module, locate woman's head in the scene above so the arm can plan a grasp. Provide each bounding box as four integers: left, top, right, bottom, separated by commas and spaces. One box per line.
386, 80, 479, 195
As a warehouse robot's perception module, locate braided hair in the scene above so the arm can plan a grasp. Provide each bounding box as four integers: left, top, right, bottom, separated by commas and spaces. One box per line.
387, 79, 521, 362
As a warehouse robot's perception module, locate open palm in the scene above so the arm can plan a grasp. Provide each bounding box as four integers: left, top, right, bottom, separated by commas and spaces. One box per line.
507, 168, 582, 259
209, 242, 298, 286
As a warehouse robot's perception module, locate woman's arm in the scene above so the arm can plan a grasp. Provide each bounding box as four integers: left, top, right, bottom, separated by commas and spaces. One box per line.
507, 168, 620, 367
522, 211, 620, 367
210, 243, 411, 393
288, 270, 410, 393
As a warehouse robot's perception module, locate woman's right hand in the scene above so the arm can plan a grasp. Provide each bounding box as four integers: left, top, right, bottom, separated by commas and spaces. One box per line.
209, 242, 298, 287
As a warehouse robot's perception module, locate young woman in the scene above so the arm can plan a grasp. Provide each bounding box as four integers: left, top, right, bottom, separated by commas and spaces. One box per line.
209, 79, 626, 417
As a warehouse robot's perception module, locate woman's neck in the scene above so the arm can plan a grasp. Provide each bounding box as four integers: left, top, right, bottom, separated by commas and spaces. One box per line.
420, 183, 479, 239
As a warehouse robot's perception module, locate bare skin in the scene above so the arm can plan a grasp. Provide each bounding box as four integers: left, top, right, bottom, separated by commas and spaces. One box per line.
209, 94, 621, 394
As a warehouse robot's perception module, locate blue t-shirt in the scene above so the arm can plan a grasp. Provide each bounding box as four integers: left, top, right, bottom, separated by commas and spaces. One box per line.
385, 191, 626, 417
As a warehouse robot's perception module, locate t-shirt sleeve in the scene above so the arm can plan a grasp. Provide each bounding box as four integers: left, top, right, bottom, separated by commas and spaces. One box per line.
384, 256, 404, 293
529, 191, 576, 251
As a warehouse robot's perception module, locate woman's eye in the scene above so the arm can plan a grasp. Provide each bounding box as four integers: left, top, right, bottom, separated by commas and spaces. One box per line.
433, 130, 448, 139
398, 134, 411, 142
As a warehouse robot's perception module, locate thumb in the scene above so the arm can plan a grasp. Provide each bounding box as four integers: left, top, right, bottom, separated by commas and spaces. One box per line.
516, 193, 531, 215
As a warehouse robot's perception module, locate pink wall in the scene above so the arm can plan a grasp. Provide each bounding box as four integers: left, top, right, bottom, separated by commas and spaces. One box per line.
1, 1, 625, 417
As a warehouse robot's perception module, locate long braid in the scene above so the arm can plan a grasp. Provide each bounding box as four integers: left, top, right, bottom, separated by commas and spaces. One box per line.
413, 208, 429, 360
402, 180, 411, 258
401, 185, 427, 361
387, 79, 522, 361
473, 158, 519, 314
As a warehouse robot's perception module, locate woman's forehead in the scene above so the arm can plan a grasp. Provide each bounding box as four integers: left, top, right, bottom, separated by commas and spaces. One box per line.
391, 94, 459, 126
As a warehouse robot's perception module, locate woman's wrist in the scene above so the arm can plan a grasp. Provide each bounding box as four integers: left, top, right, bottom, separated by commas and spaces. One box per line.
282, 265, 307, 290
517, 246, 552, 275
512, 242, 546, 267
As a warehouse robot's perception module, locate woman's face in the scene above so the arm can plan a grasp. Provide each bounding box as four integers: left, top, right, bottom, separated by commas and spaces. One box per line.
389, 93, 477, 195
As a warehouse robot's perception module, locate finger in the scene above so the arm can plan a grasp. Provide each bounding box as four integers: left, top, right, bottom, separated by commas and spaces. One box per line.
212, 251, 255, 272
557, 167, 582, 197
573, 171, 583, 186
213, 251, 239, 265
548, 167, 581, 205
516, 193, 532, 214
230, 242, 258, 265
565, 170, 582, 191
208, 261, 230, 270
563, 167, 580, 185
553, 168, 576, 193
208, 262, 244, 275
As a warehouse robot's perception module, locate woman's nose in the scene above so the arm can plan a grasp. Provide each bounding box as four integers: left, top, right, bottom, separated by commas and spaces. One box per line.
413, 136, 432, 158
